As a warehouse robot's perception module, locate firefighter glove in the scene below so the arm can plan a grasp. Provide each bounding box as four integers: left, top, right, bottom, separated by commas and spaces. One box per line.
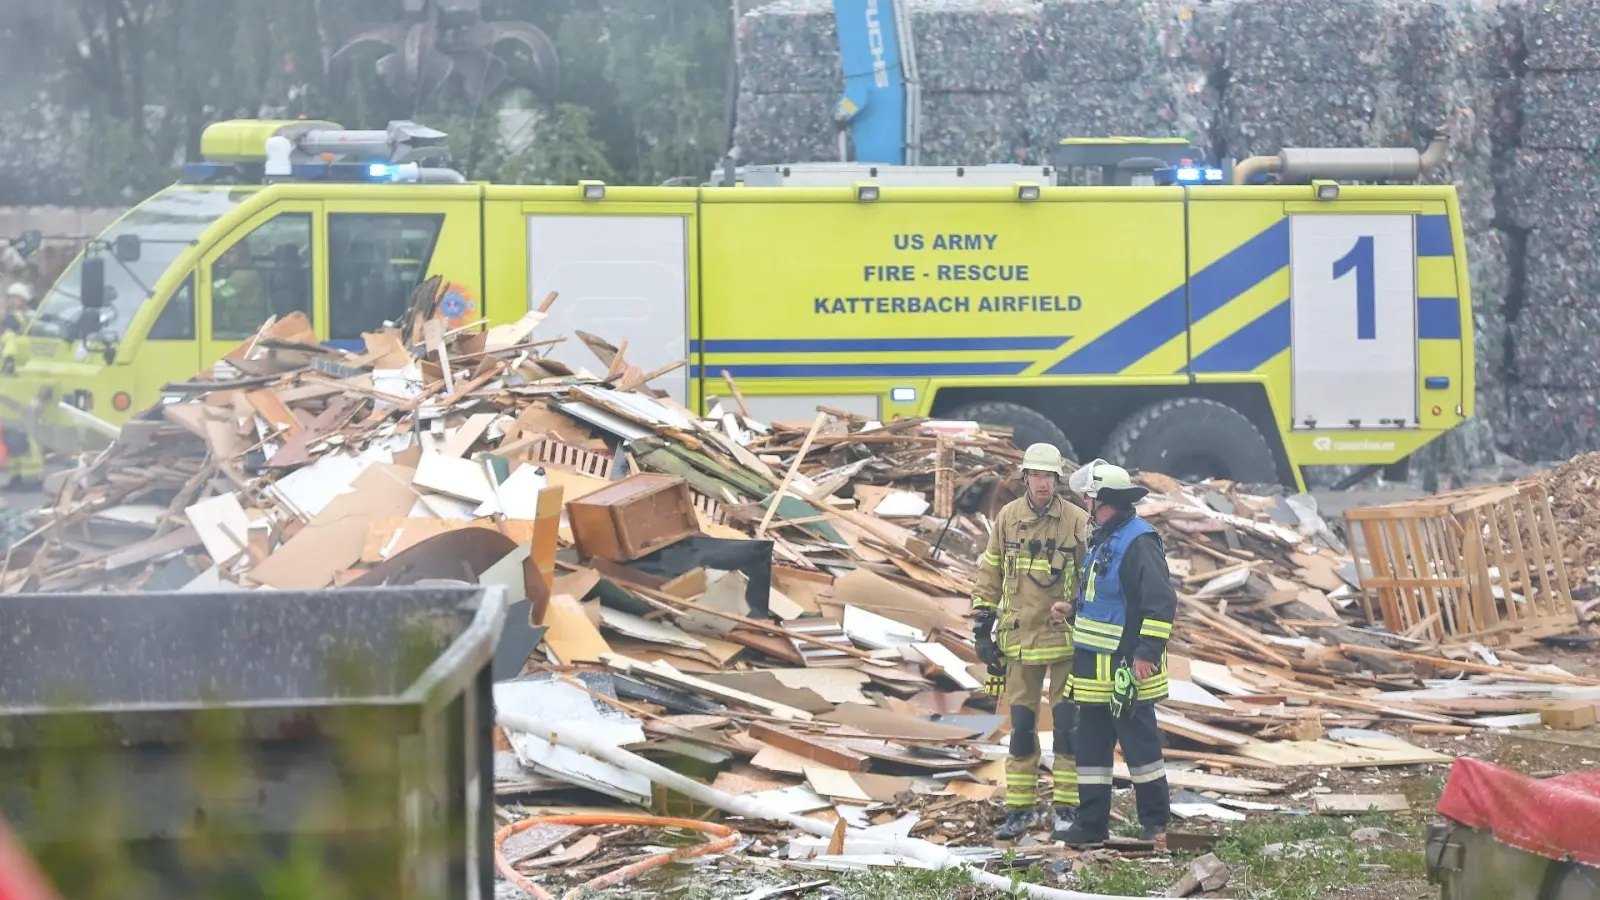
973, 609, 1000, 667
984, 661, 1007, 698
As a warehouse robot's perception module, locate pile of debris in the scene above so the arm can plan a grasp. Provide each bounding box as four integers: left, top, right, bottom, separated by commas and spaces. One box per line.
9, 284, 1596, 895
1540, 451, 1600, 577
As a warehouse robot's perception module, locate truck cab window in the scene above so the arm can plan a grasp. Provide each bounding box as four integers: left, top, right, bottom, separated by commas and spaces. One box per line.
211, 213, 312, 340
328, 213, 445, 340
148, 275, 196, 341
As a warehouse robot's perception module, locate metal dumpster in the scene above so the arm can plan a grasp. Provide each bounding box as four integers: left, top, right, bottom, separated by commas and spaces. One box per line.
1428, 757, 1600, 900
0, 585, 508, 900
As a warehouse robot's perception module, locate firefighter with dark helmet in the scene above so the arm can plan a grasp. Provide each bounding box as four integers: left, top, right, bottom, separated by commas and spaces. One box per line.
1054, 458, 1176, 847
971, 442, 1089, 842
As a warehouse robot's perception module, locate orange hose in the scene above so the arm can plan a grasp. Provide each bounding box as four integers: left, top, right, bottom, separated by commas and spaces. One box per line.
494, 813, 743, 900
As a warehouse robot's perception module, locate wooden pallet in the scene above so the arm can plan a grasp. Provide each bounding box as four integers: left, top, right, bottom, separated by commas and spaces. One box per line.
525, 437, 731, 526
1345, 480, 1577, 647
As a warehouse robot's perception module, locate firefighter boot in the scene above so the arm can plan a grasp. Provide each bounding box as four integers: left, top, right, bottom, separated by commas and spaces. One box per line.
1049, 805, 1077, 842
1055, 820, 1109, 848
994, 807, 1039, 842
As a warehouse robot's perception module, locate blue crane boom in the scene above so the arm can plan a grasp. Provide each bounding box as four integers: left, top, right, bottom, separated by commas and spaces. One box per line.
831, 0, 920, 165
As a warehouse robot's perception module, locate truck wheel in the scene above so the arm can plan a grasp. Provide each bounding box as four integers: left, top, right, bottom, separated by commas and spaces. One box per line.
946, 402, 1076, 460
1103, 397, 1280, 485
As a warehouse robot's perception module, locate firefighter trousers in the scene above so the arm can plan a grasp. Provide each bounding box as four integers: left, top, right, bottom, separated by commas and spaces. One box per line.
1075, 701, 1170, 835
1002, 655, 1078, 809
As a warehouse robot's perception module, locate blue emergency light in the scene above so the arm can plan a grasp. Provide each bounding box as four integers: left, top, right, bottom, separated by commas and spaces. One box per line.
1157, 165, 1226, 186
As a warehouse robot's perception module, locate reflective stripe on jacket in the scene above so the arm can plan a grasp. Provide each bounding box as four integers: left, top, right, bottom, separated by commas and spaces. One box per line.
972, 494, 1089, 663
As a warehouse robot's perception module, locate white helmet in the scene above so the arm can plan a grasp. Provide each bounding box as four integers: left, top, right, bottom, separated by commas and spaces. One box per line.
1019, 442, 1065, 476
1068, 458, 1149, 502
5, 282, 30, 302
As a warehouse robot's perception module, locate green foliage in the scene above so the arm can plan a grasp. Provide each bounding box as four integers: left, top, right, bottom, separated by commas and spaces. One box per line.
2, 0, 736, 204
1213, 813, 1426, 900
1070, 857, 1162, 895
832, 864, 988, 900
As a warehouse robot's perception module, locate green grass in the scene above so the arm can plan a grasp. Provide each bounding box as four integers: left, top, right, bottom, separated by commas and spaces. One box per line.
1211, 813, 1428, 900
1070, 858, 1162, 895
831, 865, 987, 900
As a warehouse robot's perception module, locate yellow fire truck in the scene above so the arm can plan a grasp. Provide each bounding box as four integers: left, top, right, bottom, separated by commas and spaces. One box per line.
0, 119, 1473, 491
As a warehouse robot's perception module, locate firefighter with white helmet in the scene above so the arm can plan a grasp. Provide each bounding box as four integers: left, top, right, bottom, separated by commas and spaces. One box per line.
3, 282, 32, 334
1054, 458, 1176, 847
972, 441, 1089, 841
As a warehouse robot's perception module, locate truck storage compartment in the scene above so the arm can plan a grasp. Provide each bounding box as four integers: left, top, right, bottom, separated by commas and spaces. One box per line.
0, 585, 508, 900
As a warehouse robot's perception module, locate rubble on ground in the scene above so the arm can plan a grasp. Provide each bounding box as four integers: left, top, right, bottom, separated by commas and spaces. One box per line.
9, 280, 1597, 896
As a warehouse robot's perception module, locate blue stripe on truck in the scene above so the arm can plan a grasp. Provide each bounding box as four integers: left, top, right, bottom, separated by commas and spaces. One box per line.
689, 361, 1033, 378
1417, 296, 1462, 339
1186, 300, 1291, 373
1416, 215, 1453, 257
1047, 217, 1291, 376
692, 336, 1070, 353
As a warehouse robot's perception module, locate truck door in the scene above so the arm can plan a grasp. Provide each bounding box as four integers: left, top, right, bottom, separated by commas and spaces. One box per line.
322, 192, 482, 348
198, 202, 320, 366
1288, 213, 1419, 430
518, 198, 694, 405
133, 272, 204, 402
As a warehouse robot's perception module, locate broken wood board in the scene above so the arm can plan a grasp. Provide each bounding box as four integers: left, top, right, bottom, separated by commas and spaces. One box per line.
1235, 737, 1451, 768
804, 767, 872, 806
1313, 794, 1411, 814
605, 655, 814, 721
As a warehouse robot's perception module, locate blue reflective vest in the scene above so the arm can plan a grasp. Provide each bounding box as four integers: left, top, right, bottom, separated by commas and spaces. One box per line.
1071, 517, 1157, 655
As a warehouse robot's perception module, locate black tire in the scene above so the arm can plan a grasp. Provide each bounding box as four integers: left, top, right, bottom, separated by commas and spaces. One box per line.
1103, 397, 1280, 485
947, 401, 1076, 460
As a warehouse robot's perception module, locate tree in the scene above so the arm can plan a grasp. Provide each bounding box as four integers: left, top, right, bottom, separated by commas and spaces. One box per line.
0, 0, 737, 205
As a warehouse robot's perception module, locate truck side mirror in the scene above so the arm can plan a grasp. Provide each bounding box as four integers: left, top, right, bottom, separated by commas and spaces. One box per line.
80, 256, 107, 310
113, 234, 141, 262
16, 230, 41, 258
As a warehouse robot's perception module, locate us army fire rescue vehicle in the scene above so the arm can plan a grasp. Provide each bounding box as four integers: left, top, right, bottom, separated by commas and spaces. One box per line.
0, 118, 1473, 492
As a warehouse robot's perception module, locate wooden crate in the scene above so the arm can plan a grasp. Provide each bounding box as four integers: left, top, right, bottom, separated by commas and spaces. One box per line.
524, 436, 731, 525
1345, 480, 1577, 647
567, 473, 700, 562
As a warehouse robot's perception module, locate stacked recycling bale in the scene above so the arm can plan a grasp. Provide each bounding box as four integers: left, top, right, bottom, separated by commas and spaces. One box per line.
1201, 0, 1415, 153
1511, 28, 1593, 459
733, 0, 1209, 168
732, 0, 842, 165
733, 0, 1040, 166
1396, 0, 1517, 469
1499, 1, 1600, 461
914, 0, 1036, 165
1022, 0, 1213, 168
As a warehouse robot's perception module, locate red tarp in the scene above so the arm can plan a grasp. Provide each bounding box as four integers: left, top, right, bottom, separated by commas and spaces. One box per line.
0, 817, 61, 900
1437, 757, 1600, 868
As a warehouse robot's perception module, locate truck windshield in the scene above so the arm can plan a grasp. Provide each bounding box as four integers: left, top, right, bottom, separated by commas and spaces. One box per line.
29, 187, 249, 340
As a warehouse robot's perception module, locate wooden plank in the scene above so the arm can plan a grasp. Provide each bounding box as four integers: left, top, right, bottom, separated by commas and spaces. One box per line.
1178, 596, 1295, 668
1314, 794, 1410, 814
933, 435, 954, 519
804, 766, 871, 805
1272, 685, 1459, 725
1336, 644, 1599, 686
605, 655, 815, 721
1114, 763, 1284, 796
1157, 748, 1284, 771
1236, 738, 1449, 768
245, 388, 302, 438
1540, 487, 1576, 616
748, 723, 869, 772
757, 412, 827, 536
1155, 708, 1251, 748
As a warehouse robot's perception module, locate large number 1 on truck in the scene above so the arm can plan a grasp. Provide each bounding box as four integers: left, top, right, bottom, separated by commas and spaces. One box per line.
0, 120, 1474, 492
